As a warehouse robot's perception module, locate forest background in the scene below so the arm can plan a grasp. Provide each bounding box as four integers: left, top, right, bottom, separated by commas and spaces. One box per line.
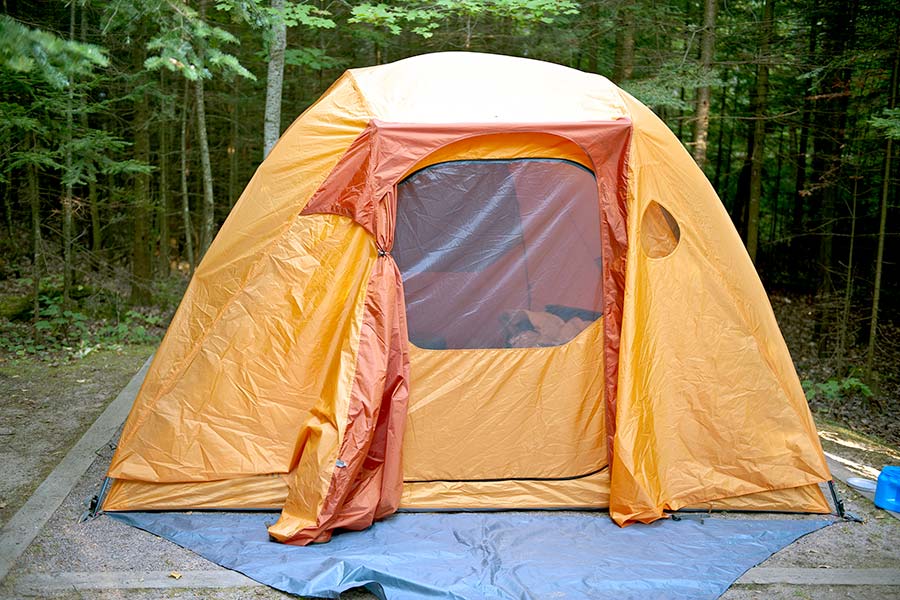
1, 0, 898, 445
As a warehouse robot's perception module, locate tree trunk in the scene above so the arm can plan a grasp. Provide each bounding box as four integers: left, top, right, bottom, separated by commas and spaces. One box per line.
810, 0, 856, 296
692, 0, 717, 168
195, 0, 215, 259
28, 136, 42, 324
181, 80, 196, 276
62, 0, 76, 308
769, 125, 784, 244
746, 0, 774, 265
586, 0, 600, 73
790, 1, 818, 276
732, 90, 757, 238
88, 174, 100, 260
263, 0, 286, 159
2, 178, 11, 238
229, 80, 239, 207
612, 1, 635, 82
195, 76, 215, 258
837, 175, 859, 377
0, 184, 7, 239
721, 89, 737, 208
866, 26, 899, 382
712, 74, 729, 191
130, 83, 153, 305
158, 81, 171, 278
793, 108, 811, 236
80, 4, 102, 269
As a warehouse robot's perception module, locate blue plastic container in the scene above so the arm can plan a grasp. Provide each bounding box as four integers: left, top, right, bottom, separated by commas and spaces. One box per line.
874, 466, 900, 512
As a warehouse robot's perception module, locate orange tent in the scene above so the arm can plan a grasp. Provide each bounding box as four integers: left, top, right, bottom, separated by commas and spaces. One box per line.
102, 52, 832, 545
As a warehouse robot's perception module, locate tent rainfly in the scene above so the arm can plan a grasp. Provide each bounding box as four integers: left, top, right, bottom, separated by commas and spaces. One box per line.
102, 52, 833, 545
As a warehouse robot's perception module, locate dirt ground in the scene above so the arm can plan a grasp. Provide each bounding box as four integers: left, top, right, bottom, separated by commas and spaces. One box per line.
0, 345, 154, 529
770, 294, 900, 448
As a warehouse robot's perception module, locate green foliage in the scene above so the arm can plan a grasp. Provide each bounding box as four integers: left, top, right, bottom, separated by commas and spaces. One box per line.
0, 279, 166, 360
283, 47, 346, 70
214, 0, 335, 67
63, 129, 151, 187
4, 147, 60, 174
214, 0, 269, 28
94, 310, 164, 345
215, 0, 335, 29
461, 0, 579, 24
349, 1, 579, 38
622, 64, 721, 111
280, 2, 336, 29
134, 0, 256, 81
350, 3, 423, 36
803, 375, 874, 404
0, 102, 43, 136
0, 16, 144, 191
0, 15, 108, 89
871, 107, 900, 140
143, 3, 255, 81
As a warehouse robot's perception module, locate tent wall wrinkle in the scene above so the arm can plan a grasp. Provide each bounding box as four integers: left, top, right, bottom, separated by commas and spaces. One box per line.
269, 254, 410, 545
107, 215, 375, 484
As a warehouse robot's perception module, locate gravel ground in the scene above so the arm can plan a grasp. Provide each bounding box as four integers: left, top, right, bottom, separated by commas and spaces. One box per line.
6, 436, 212, 576
723, 584, 900, 600
0, 346, 155, 529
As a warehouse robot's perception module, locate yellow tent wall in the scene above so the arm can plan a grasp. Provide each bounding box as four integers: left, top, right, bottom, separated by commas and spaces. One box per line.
608, 93, 829, 524
105, 74, 375, 514
103, 53, 831, 544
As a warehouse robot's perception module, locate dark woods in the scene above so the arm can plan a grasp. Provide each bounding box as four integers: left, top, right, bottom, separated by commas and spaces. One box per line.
1, 1, 898, 439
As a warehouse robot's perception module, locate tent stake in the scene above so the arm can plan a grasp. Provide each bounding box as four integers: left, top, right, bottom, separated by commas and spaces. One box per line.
80, 476, 112, 522
828, 480, 863, 523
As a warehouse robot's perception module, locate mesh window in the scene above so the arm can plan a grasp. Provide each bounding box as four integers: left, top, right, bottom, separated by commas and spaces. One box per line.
394, 159, 603, 349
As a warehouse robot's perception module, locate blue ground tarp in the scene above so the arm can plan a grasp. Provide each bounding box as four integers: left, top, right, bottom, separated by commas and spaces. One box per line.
109, 511, 829, 600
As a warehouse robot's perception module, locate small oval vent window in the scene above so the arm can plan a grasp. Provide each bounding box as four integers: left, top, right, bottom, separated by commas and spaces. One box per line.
640, 201, 680, 258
